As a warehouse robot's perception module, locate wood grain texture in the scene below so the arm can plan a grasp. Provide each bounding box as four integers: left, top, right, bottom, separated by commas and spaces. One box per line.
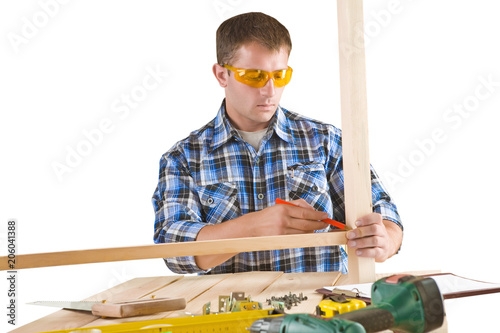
181, 271, 283, 315
9, 276, 182, 333
337, 0, 376, 283
85, 274, 231, 326
83, 272, 282, 329
0, 232, 347, 270
89, 297, 186, 318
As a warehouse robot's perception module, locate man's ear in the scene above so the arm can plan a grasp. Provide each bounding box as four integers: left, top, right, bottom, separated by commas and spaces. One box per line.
213, 63, 229, 88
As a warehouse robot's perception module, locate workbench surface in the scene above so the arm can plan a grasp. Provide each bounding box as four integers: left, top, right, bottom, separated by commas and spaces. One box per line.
11, 271, 343, 333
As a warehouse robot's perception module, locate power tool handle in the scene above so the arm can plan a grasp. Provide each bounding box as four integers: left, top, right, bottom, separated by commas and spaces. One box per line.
335, 307, 394, 333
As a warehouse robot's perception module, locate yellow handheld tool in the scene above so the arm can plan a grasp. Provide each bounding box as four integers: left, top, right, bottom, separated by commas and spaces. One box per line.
40, 309, 282, 333
316, 295, 366, 317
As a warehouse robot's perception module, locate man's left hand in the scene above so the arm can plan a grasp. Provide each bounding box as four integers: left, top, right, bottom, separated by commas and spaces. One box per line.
345, 213, 402, 262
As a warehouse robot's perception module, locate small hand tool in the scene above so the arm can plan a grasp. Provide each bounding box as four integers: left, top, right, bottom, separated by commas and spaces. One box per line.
275, 198, 346, 230
29, 296, 186, 318
316, 295, 366, 317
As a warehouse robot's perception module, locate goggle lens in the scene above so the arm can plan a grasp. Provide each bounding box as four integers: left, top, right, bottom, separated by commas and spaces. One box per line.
224, 65, 293, 88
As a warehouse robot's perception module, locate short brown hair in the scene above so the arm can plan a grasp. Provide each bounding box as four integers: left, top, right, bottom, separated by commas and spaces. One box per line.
216, 12, 292, 65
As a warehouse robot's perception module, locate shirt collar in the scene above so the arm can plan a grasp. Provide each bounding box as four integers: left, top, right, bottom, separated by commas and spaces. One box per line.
210, 100, 238, 153
273, 105, 295, 145
210, 100, 295, 153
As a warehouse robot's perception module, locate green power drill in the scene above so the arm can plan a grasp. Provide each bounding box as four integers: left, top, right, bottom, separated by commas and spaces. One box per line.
249, 274, 445, 333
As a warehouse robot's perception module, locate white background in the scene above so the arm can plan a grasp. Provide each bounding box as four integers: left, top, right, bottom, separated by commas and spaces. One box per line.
1, 0, 499, 331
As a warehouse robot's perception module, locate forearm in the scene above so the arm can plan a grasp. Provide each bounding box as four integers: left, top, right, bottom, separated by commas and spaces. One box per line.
194, 214, 253, 270
195, 213, 270, 270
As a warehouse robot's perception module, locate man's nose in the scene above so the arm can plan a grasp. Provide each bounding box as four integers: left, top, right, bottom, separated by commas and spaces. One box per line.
260, 78, 275, 97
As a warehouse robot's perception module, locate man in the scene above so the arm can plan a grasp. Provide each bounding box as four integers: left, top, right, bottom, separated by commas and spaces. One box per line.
152, 12, 402, 275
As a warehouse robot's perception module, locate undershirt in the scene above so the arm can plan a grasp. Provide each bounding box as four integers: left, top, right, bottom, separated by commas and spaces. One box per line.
237, 128, 268, 151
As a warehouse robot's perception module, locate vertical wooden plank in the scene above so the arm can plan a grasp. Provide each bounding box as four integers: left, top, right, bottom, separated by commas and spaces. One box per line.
337, 0, 376, 283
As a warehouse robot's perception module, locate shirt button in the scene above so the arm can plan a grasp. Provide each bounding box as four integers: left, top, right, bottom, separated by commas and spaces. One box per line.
207, 197, 214, 205
257, 193, 265, 200
256, 157, 260, 163
311, 185, 318, 192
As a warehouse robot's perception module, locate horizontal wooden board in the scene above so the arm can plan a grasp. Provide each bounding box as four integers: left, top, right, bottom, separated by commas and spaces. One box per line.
1, 232, 347, 270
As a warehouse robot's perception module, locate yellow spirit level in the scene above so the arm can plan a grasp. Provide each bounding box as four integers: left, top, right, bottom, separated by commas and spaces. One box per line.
41, 308, 282, 333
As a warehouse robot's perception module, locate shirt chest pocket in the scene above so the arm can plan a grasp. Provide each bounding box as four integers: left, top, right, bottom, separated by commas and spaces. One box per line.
196, 182, 241, 224
287, 163, 331, 211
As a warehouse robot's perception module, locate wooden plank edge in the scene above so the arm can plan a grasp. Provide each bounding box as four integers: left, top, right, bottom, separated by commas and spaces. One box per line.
1, 231, 347, 270
337, 0, 376, 283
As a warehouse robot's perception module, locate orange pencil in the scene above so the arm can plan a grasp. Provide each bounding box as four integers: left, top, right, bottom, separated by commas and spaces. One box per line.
274, 198, 345, 230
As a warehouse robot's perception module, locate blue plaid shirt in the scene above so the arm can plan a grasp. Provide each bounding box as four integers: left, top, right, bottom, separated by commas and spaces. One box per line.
152, 100, 402, 274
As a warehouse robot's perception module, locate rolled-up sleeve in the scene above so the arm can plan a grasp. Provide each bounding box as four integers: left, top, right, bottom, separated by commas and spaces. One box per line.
152, 149, 209, 274
326, 128, 403, 231
370, 168, 403, 230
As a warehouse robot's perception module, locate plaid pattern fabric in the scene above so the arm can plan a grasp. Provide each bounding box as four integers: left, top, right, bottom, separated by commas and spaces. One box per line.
152, 100, 402, 274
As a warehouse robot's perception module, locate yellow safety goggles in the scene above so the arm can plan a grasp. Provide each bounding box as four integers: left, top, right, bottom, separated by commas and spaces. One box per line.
223, 64, 293, 88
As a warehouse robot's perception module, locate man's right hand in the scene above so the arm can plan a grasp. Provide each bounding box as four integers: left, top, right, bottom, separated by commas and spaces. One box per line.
247, 198, 329, 236
194, 198, 329, 270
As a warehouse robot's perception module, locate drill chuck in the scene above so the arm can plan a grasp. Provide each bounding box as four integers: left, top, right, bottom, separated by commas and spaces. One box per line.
249, 316, 284, 333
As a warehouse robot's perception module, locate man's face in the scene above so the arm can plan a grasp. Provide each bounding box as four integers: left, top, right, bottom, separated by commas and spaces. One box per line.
214, 42, 289, 132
